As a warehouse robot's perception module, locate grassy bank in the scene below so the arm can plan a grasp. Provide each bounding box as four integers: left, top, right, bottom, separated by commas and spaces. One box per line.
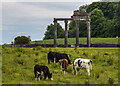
2, 47, 118, 84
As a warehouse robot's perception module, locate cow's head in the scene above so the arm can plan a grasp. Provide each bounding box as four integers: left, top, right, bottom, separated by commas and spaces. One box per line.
78, 60, 82, 67
48, 73, 53, 80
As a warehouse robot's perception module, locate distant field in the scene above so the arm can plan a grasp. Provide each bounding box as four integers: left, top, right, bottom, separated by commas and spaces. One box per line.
33, 38, 119, 45
2, 47, 118, 84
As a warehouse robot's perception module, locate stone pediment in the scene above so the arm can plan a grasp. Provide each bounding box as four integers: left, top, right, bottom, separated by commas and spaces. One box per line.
71, 10, 90, 21
72, 10, 90, 16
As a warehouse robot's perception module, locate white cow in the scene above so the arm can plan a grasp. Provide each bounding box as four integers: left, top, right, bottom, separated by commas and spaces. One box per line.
73, 58, 92, 76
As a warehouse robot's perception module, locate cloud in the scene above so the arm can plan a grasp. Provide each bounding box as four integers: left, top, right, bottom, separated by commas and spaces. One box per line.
3, 2, 86, 31
2, 2, 75, 26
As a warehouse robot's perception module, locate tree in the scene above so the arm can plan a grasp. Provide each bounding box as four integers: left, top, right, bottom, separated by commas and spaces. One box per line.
68, 20, 87, 38
43, 23, 64, 40
14, 36, 31, 45
90, 8, 106, 37
87, 2, 117, 19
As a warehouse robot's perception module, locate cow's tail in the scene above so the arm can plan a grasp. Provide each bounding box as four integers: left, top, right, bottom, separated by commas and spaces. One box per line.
67, 55, 72, 65
90, 60, 92, 70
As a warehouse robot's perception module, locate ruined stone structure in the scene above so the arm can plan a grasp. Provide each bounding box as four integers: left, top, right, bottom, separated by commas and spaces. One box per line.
53, 10, 91, 47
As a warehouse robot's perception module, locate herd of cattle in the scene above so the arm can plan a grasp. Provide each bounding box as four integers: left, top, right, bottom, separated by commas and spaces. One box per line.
34, 51, 92, 81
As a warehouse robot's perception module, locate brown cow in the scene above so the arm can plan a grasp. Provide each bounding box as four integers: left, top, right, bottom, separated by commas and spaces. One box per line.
59, 59, 69, 74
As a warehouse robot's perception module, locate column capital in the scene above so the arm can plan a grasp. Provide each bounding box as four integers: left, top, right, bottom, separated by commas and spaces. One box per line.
53, 18, 57, 23
64, 20, 68, 23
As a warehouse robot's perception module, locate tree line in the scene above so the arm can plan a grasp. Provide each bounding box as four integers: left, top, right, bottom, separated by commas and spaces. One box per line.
43, 2, 120, 40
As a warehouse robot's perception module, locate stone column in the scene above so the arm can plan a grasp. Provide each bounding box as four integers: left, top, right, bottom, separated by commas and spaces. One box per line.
87, 20, 91, 47
64, 20, 68, 47
54, 19, 57, 47
75, 20, 79, 47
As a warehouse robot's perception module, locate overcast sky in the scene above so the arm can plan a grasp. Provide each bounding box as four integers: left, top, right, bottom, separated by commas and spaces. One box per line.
1, 0, 101, 44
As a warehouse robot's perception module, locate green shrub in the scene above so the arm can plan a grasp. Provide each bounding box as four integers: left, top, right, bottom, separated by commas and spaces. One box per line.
108, 78, 114, 84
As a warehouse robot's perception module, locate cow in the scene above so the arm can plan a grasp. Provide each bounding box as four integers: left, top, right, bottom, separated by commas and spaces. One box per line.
59, 59, 69, 74
48, 51, 72, 65
34, 65, 53, 81
73, 58, 92, 76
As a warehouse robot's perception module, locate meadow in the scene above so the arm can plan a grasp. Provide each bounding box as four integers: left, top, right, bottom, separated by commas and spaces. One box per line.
2, 47, 118, 84
33, 38, 119, 45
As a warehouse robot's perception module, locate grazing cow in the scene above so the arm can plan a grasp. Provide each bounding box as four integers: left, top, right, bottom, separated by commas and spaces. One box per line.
73, 58, 92, 76
34, 65, 53, 81
48, 51, 72, 65
59, 59, 69, 74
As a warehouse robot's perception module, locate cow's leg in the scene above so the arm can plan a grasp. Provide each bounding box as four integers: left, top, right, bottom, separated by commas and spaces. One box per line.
60, 63, 62, 71
64, 70, 65, 74
74, 67, 77, 75
37, 74, 41, 81
48, 59, 50, 64
54, 58, 56, 63
90, 64, 92, 70
34, 70, 37, 81
87, 68, 90, 76
44, 75, 47, 80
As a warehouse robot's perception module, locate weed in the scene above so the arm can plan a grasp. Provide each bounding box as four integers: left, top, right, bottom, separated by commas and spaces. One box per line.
35, 52, 39, 56
95, 72, 100, 79
74, 47, 77, 51
108, 78, 114, 84
104, 52, 109, 55
107, 58, 113, 65
93, 55, 96, 59
85, 80, 89, 85
49, 47, 52, 52
34, 58, 38, 62
14, 58, 24, 65
36, 46, 42, 51
66, 66, 73, 73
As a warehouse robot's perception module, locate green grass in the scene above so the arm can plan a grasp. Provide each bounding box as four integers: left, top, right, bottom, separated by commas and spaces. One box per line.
2, 47, 118, 84
34, 38, 119, 45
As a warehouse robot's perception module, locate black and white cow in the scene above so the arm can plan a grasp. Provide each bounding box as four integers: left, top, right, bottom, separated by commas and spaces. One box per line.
73, 58, 92, 76
48, 51, 72, 65
34, 65, 53, 81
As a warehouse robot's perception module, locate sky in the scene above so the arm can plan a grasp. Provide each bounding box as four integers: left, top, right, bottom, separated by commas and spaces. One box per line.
1, 0, 102, 44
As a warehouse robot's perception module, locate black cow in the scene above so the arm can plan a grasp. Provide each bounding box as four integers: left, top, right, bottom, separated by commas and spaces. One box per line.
34, 65, 53, 81
48, 51, 71, 65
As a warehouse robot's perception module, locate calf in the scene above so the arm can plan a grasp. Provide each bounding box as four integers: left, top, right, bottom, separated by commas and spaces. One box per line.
48, 51, 72, 65
59, 59, 69, 74
34, 65, 53, 81
73, 58, 92, 76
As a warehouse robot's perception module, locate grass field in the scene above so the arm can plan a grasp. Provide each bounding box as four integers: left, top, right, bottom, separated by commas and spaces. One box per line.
33, 38, 119, 45
2, 47, 118, 84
